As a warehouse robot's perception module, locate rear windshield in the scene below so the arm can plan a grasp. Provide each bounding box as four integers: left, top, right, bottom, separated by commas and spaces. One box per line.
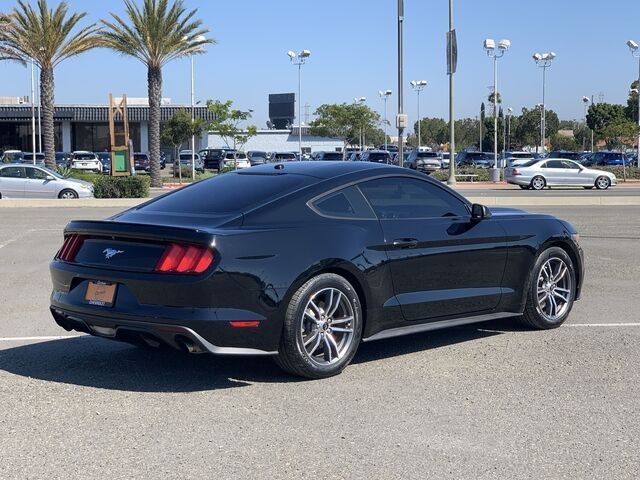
74, 154, 96, 160
368, 153, 389, 160
321, 152, 343, 160
140, 172, 313, 215
520, 159, 541, 167
417, 152, 438, 158
134, 154, 148, 160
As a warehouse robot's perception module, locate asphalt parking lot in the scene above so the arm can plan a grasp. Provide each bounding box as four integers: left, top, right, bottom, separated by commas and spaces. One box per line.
1, 204, 639, 479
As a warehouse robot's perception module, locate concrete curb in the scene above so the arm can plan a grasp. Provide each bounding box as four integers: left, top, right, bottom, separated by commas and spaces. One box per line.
2, 196, 640, 208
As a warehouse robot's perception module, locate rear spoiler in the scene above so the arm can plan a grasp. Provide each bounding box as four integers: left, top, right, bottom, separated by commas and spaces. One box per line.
63, 220, 214, 247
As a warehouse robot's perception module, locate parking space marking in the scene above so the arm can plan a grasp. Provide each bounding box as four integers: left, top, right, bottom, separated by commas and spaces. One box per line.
566, 323, 640, 327
0, 335, 84, 342
0, 228, 60, 250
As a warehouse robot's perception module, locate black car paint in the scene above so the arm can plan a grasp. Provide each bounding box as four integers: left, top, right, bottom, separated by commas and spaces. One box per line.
50, 162, 583, 354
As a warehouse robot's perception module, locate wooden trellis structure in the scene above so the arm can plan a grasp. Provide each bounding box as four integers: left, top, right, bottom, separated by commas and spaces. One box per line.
108, 94, 131, 176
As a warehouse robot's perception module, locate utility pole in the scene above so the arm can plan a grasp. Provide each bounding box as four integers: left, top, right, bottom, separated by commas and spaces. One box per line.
447, 0, 456, 185
397, 0, 406, 165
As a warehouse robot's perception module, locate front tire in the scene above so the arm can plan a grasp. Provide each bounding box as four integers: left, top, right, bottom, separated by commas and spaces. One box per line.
595, 176, 610, 190
58, 189, 78, 199
520, 246, 576, 329
530, 176, 546, 190
275, 273, 363, 379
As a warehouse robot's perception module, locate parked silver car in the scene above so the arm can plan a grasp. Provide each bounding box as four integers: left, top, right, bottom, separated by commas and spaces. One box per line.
0, 164, 94, 199
505, 158, 617, 190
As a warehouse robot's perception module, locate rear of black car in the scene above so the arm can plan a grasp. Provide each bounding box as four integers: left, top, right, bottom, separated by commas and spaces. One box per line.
199, 149, 226, 170
49, 171, 318, 354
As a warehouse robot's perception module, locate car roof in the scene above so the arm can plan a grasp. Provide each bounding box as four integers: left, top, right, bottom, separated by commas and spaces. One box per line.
247, 160, 400, 179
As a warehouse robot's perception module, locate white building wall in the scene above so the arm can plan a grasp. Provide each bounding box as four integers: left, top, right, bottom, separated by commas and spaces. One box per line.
207, 130, 343, 153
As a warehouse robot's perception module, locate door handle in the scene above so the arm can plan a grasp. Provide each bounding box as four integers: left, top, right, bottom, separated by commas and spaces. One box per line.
392, 238, 419, 249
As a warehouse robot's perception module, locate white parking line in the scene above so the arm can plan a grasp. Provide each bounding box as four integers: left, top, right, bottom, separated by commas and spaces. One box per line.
566, 323, 640, 327
0, 335, 83, 342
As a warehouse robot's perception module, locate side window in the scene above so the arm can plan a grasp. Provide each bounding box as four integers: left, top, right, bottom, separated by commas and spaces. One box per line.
545, 160, 564, 169
561, 160, 579, 169
311, 186, 375, 220
25, 167, 48, 179
0, 167, 23, 178
358, 177, 468, 219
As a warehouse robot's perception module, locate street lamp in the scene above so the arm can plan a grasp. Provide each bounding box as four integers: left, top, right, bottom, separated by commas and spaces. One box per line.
30, 58, 36, 164
627, 40, 640, 163
582, 96, 594, 152
190, 35, 206, 180
484, 38, 510, 177
354, 96, 367, 152
379, 89, 392, 151
533, 51, 556, 153
505, 106, 513, 153
288, 49, 311, 158
410, 80, 427, 149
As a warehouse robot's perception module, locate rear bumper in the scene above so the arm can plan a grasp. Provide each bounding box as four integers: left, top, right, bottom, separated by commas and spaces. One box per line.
50, 306, 276, 355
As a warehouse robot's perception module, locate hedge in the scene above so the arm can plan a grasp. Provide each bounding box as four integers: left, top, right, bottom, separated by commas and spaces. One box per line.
430, 168, 493, 182
92, 175, 150, 198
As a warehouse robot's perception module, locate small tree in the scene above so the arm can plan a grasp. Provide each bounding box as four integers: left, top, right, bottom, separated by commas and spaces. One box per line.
310, 103, 380, 151
161, 109, 203, 181
207, 100, 257, 169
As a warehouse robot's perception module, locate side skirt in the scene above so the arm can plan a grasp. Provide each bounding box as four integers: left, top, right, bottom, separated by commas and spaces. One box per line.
362, 311, 520, 343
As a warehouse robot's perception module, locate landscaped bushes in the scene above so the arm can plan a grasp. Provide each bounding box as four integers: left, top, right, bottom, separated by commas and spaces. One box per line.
595, 166, 640, 180
92, 175, 150, 198
430, 167, 493, 182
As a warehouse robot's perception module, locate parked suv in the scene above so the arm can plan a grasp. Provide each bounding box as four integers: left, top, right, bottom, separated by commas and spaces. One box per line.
71, 151, 102, 173
272, 152, 298, 162
247, 151, 268, 166
311, 151, 344, 161
359, 150, 393, 164
547, 151, 583, 161
583, 151, 630, 167
199, 148, 227, 171
456, 151, 493, 168
404, 150, 442, 172
133, 152, 150, 173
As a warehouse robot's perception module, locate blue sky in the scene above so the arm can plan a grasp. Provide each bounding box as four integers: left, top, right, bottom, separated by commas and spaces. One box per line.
1, 0, 639, 129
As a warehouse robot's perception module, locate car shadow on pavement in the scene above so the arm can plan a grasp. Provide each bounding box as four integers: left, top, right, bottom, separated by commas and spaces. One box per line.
0, 318, 526, 392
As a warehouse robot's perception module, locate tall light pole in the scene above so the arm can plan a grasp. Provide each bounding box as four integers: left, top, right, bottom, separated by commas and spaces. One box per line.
379, 89, 392, 151
30, 58, 36, 163
288, 49, 311, 158
484, 38, 510, 177
446, 0, 457, 185
397, 0, 407, 165
190, 35, 206, 181
354, 96, 367, 152
627, 40, 640, 163
505, 106, 512, 154
582, 96, 593, 152
533, 51, 556, 154
410, 80, 427, 149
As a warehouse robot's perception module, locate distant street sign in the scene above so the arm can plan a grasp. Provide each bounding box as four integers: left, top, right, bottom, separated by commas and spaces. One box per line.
447, 29, 458, 75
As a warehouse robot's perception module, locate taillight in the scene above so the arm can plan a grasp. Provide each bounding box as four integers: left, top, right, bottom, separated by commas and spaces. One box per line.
155, 243, 214, 274
511, 168, 521, 176
56, 234, 86, 262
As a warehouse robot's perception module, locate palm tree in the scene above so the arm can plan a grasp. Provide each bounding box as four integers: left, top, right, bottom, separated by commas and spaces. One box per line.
101, 0, 213, 187
0, 1, 100, 169
0, 14, 25, 64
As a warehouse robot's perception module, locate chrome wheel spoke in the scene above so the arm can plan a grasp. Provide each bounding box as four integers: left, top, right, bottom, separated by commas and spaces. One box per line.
326, 290, 343, 318
303, 330, 319, 347
552, 290, 569, 303
330, 316, 353, 325
307, 333, 322, 356
330, 327, 353, 333
324, 333, 339, 362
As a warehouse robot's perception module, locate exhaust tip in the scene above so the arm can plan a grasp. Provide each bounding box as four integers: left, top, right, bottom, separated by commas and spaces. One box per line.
175, 335, 204, 354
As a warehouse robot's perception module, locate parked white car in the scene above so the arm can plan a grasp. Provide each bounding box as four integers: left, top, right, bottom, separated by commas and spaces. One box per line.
0, 164, 94, 198
222, 151, 251, 169
505, 158, 617, 190
71, 151, 102, 173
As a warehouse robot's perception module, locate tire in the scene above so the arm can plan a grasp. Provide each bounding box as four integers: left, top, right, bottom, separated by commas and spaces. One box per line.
530, 176, 546, 190
274, 273, 363, 379
58, 189, 78, 199
595, 176, 610, 190
519, 246, 576, 329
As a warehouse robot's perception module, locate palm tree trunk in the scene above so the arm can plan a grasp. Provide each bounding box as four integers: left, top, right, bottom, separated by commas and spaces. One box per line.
40, 66, 55, 169
148, 65, 162, 187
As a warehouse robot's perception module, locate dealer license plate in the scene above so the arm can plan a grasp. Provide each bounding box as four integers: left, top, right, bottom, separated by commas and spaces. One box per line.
85, 281, 116, 307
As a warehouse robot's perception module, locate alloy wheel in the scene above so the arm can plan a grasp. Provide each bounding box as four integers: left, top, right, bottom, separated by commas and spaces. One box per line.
536, 257, 572, 321
299, 287, 355, 365
596, 176, 610, 190
531, 176, 545, 190
60, 190, 77, 199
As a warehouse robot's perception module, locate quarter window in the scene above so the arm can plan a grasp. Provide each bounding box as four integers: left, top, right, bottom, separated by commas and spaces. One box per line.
358, 177, 468, 219
311, 186, 375, 219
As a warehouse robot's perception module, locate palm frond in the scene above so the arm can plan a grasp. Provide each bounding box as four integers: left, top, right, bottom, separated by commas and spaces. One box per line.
101, 0, 215, 68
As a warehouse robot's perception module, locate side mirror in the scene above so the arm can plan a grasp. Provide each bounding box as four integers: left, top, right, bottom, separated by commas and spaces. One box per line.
45, 175, 55, 181
471, 203, 492, 221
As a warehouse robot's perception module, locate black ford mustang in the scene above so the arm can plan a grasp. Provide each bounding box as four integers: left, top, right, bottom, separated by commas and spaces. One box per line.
50, 162, 583, 379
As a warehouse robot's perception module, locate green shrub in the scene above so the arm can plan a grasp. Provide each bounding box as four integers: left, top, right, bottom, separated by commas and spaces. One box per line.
92, 175, 150, 198
67, 169, 102, 183
593, 166, 640, 180
431, 167, 493, 182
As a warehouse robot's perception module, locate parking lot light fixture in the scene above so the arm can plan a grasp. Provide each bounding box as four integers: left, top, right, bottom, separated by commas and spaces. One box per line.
582, 96, 594, 152
379, 90, 392, 151
288, 49, 311, 157
533, 51, 556, 153
628, 40, 640, 163
354, 96, 367, 152
485, 37, 510, 176
410, 80, 427, 149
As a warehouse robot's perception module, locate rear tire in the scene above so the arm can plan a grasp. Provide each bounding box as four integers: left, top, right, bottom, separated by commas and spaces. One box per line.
275, 273, 362, 379
519, 246, 576, 329
530, 176, 546, 190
